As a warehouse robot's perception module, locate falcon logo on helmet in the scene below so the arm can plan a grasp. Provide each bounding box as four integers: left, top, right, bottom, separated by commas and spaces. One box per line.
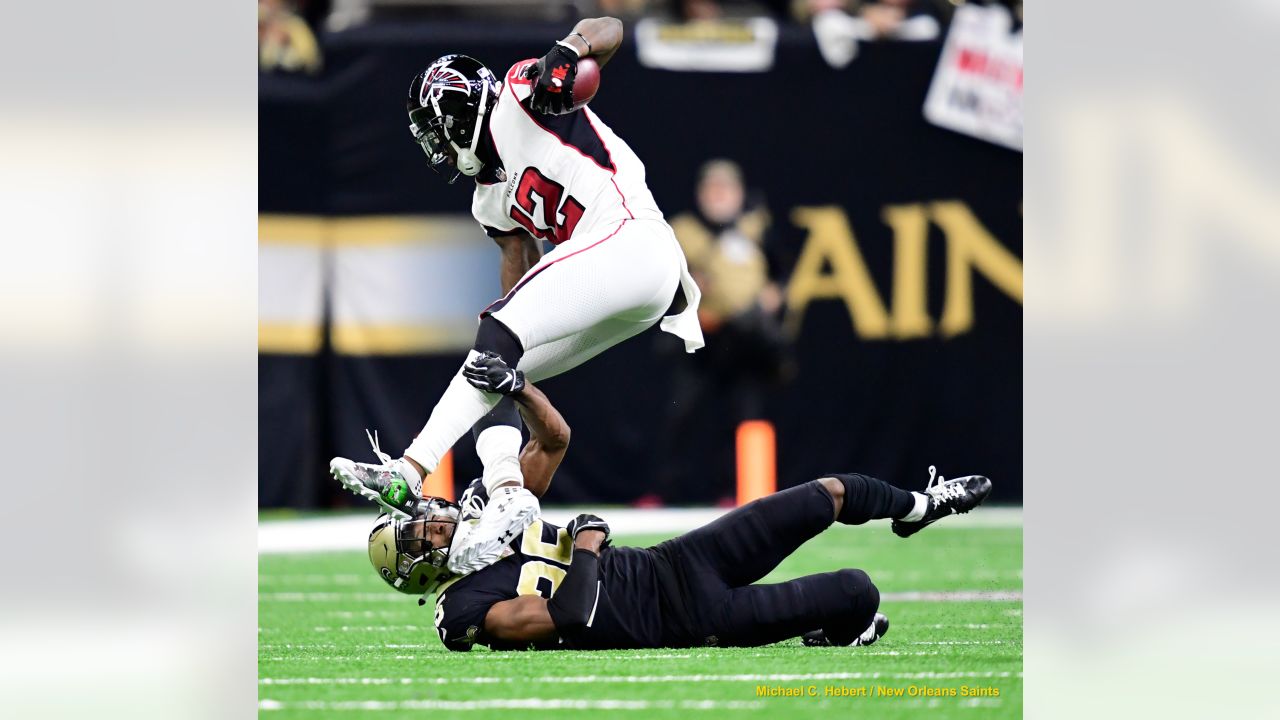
406, 54, 499, 184
420, 65, 472, 104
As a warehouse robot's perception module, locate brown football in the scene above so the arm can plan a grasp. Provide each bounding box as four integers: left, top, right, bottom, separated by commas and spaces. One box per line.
571, 57, 601, 111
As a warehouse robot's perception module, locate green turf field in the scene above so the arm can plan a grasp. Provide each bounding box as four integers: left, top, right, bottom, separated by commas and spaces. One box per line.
260, 519, 1022, 718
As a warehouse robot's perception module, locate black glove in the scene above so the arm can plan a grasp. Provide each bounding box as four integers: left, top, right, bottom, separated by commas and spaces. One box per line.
524, 43, 579, 115
463, 351, 526, 395
566, 513, 611, 543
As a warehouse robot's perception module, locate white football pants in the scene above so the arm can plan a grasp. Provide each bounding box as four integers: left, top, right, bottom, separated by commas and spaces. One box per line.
403, 217, 703, 475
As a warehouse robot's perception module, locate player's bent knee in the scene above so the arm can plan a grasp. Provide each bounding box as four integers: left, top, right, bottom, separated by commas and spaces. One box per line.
474, 315, 525, 367
837, 568, 878, 607
816, 477, 845, 517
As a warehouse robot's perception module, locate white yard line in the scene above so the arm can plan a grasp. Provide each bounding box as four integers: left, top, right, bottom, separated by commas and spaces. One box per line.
911, 640, 1017, 645
261, 590, 1022, 603
881, 591, 1023, 602
259, 671, 1023, 686
286, 626, 1018, 635
308, 626, 428, 632
261, 622, 1013, 650
258, 574, 367, 585
261, 650, 966, 661
260, 592, 404, 602
323, 611, 411, 619
260, 507, 1022, 554
259, 699, 765, 711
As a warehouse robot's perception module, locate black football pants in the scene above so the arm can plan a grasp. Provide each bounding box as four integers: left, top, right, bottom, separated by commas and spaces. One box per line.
655, 477, 901, 647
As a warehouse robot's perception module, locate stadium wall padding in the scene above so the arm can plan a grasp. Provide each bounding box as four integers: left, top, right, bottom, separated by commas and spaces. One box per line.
258, 21, 1023, 507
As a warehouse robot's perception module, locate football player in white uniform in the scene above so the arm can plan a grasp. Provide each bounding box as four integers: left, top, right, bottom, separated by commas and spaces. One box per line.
331, 18, 704, 547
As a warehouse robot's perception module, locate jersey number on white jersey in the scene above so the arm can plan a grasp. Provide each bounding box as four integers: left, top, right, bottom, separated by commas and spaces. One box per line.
509, 167, 586, 244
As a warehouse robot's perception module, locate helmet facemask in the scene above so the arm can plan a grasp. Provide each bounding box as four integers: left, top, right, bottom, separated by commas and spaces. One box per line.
409, 114, 453, 177
369, 497, 461, 597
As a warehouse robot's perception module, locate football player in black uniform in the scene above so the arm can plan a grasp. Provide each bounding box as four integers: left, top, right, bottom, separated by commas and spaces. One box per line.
368, 353, 992, 651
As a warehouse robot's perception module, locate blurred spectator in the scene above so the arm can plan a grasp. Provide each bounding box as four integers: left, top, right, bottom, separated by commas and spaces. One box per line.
598, 0, 654, 20
639, 160, 792, 507
259, 0, 323, 74
676, 160, 786, 332
326, 0, 370, 32
807, 0, 943, 68
669, 0, 794, 21
674, 0, 725, 20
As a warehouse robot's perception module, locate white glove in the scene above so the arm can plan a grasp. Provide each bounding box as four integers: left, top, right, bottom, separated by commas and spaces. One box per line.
447, 485, 540, 575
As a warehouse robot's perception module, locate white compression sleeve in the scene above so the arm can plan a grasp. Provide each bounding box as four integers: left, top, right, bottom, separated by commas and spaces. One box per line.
475, 424, 525, 494
403, 351, 501, 473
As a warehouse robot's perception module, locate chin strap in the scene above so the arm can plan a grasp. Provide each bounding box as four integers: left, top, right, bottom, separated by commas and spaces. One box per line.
451, 78, 491, 177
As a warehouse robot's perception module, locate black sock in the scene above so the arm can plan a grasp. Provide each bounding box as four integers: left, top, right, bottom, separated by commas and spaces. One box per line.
831, 473, 915, 525
472, 396, 522, 441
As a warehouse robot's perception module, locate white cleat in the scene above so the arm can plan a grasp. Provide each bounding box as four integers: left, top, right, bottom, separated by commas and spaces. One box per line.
802, 612, 890, 647
329, 431, 422, 518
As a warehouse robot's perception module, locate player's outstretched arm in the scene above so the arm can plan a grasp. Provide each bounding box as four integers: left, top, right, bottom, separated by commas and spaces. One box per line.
514, 381, 570, 499
565, 17, 624, 68
492, 230, 541, 295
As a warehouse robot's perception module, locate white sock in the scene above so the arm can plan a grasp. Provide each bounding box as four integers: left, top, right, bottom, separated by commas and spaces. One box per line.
475, 424, 524, 495
392, 458, 424, 496
403, 352, 501, 474
900, 492, 930, 522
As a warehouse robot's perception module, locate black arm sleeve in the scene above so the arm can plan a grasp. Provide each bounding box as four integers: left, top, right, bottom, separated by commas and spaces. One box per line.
471, 396, 522, 441
547, 548, 601, 635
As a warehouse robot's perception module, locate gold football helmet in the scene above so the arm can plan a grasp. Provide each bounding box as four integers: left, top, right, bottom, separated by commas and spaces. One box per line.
368, 497, 459, 597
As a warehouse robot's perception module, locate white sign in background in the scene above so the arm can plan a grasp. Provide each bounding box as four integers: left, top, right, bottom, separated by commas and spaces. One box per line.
924, 5, 1023, 151
634, 18, 778, 73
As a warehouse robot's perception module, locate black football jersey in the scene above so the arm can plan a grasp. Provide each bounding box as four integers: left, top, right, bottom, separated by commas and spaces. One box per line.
432, 516, 667, 651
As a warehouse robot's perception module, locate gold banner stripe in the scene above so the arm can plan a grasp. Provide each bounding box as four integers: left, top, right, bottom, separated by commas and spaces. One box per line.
258, 323, 476, 355
258, 215, 481, 247
258, 323, 324, 354
257, 215, 328, 245
332, 324, 474, 355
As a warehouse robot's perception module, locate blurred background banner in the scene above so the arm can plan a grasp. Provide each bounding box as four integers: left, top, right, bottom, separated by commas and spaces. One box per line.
634, 16, 780, 71
259, 3, 1022, 509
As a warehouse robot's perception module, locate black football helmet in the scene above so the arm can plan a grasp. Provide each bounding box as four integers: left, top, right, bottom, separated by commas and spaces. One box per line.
406, 55, 499, 183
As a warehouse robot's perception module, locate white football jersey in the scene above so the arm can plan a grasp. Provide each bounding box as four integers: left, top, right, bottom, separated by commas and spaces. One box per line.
471, 59, 664, 245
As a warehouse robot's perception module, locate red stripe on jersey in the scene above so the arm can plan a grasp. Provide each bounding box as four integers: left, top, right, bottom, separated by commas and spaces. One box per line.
480, 220, 630, 319
610, 177, 633, 219
583, 109, 632, 218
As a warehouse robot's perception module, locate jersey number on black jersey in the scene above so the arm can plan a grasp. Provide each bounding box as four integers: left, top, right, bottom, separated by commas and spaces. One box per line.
516, 519, 574, 598
508, 167, 586, 244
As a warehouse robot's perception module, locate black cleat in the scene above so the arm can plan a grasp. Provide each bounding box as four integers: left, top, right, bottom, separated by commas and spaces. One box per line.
892, 466, 992, 538
803, 612, 889, 647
